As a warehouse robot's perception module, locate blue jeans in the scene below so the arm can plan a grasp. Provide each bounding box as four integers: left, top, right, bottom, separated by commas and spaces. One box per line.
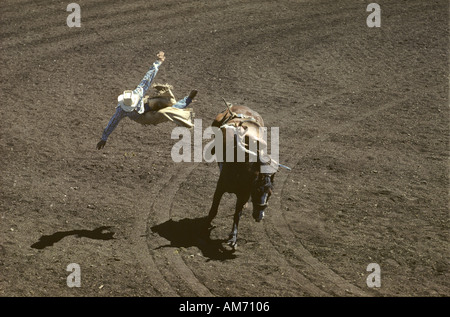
173, 96, 192, 109
144, 96, 192, 112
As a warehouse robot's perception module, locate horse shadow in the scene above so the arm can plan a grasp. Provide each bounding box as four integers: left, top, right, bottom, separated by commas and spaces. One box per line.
150, 217, 236, 261
31, 226, 115, 249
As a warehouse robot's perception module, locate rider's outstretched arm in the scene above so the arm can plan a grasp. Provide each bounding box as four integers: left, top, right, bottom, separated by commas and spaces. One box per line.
134, 51, 165, 98
101, 106, 127, 141
97, 106, 128, 150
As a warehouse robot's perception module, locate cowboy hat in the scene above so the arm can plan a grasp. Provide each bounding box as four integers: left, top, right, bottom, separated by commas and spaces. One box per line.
118, 90, 140, 112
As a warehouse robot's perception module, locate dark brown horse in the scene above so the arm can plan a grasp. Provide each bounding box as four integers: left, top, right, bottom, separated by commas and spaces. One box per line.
206, 103, 277, 249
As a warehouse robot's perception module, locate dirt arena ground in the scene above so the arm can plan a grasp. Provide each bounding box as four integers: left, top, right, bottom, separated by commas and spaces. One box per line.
1, 0, 448, 298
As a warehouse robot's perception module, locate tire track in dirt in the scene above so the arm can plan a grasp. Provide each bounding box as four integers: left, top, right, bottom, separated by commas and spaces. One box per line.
145, 163, 214, 297
131, 169, 179, 296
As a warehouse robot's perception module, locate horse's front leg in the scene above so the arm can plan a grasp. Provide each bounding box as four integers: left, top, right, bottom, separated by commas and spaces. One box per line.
228, 195, 249, 249
207, 186, 224, 226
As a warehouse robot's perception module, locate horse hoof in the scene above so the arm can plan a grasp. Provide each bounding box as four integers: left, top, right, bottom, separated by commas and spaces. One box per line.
253, 211, 265, 222
227, 237, 237, 250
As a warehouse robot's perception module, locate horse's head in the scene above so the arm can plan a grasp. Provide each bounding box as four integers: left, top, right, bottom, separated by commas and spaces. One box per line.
245, 133, 277, 222
251, 168, 275, 222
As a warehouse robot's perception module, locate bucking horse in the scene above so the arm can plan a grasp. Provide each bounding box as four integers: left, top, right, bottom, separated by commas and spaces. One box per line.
205, 99, 290, 249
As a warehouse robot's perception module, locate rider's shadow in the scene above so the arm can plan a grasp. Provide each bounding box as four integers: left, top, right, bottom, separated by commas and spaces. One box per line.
150, 217, 236, 261
31, 226, 115, 249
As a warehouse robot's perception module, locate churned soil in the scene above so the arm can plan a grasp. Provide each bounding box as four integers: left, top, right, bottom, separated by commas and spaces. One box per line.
1, 0, 448, 297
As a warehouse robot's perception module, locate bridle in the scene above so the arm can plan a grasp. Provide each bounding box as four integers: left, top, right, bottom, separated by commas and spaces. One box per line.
253, 173, 273, 208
